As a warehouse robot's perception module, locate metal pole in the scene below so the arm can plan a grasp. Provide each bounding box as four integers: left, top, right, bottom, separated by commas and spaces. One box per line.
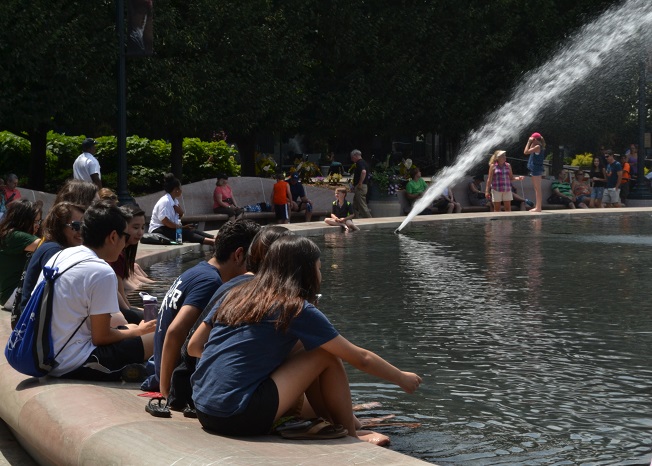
116, 0, 134, 204
629, 58, 652, 199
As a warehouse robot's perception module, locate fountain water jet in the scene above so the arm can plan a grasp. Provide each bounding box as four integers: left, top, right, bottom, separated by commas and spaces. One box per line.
396, 0, 652, 232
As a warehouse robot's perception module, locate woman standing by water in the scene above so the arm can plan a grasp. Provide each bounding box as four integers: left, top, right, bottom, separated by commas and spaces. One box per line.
524, 132, 546, 212
485, 150, 524, 212
589, 156, 606, 208
189, 235, 421, 444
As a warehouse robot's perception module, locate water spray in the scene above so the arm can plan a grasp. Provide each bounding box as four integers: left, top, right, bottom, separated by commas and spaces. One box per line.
395, 0, 652, 233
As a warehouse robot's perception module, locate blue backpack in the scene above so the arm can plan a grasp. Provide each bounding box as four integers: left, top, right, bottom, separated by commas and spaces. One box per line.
5, 255, 93, 377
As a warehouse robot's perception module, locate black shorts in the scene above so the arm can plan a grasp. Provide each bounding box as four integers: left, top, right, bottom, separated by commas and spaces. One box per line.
274, 204, 289, 221
196, 378, 279, 436
61, 337, 145, 381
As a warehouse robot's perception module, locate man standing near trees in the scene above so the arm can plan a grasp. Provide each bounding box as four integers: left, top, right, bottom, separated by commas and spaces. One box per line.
73, 138, 102, 189
350, 149, 372, 218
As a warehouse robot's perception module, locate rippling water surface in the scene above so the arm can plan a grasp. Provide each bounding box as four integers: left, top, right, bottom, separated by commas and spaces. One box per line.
140, 214, 652, 465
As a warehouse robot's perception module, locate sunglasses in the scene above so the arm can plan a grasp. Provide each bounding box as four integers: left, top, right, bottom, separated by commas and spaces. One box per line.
66, 221, 83, 232
117, 230, 131, 243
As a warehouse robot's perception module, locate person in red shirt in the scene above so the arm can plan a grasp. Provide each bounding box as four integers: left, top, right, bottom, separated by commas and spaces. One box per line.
4, 174, 21, 205
271, 172, 291, 224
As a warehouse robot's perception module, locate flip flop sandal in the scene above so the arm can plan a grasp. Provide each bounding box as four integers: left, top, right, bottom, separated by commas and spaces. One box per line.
183, 406, 197, 418
280, 418, 348, 440
274, 417, 314, 433
145, 397, 171, 418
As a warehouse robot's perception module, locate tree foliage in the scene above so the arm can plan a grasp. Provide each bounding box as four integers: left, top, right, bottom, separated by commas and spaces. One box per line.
0, 0, 639, 188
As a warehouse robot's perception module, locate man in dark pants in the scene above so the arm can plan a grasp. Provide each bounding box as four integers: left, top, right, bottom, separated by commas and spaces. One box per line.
350, 149, 372, 218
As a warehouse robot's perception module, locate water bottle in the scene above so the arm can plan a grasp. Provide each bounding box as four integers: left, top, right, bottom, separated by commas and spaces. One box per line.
175, 225, 183, 244
139, 292, 158, 322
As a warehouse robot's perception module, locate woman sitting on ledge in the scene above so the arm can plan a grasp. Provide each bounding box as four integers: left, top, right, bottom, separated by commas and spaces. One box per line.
189, 235, 421, 444
149, 173, 215, 246
213, 173, 243, 220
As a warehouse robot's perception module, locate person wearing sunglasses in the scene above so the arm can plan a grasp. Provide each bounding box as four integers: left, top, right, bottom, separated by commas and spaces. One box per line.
32, 200, 155, 382
16, 202, 86, 320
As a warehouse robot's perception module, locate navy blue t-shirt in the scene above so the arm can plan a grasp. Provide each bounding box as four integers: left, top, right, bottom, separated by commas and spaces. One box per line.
606, 161, 622, 188
192, 300, 339, 417
288, 181, 306, 202
153, 260, 222, 383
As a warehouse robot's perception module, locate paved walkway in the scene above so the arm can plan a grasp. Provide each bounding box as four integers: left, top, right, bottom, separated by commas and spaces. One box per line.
3, 206, 652, 465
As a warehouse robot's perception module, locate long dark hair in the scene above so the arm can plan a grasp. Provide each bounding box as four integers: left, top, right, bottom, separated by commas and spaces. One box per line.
214, 235, 321, 331
121, 204, 145, 279
246, 225, 292, 273
0, 199, 41, 246
590, 157, 604, 176
43, 202, 86, 246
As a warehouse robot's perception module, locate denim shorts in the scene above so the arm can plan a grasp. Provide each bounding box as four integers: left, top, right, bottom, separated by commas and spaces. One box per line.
528, 165, 544, 177
591, 187, 604, 200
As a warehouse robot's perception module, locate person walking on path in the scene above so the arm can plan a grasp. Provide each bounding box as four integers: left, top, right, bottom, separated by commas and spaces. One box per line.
73, 138, 102, 189
524, 132, 546, 213
350, 150, 372, 218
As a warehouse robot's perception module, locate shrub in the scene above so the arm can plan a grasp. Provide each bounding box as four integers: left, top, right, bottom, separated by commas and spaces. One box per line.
0, 131, 242, 195
570, 152, 594, 167
0, 131, 31, 179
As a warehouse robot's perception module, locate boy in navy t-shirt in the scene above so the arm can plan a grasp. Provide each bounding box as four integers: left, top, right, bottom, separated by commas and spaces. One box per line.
144, 220, 260, 400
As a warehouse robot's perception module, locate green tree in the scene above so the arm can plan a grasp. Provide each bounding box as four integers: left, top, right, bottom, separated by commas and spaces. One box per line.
0, 0, 116, 189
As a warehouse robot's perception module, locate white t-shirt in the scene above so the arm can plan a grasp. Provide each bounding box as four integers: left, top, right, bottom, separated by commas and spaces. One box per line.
73, 152, 101, 182
148, 193, 179, 232
38, 246, 118, 377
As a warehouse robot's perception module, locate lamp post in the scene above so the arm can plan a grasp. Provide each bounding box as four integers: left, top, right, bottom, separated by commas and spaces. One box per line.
116, 0, 134, 205
629, 58, 652, 199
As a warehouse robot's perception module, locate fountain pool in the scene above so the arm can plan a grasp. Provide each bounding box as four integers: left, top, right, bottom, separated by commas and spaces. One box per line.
139, 213, 652, 465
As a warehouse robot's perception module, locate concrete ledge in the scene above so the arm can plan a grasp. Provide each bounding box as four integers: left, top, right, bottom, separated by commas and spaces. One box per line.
0, 231, 427, 465
0, 310, 426, 465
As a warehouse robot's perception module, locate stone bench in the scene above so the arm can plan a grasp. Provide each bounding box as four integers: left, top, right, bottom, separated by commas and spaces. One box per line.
135, 177, 335, 229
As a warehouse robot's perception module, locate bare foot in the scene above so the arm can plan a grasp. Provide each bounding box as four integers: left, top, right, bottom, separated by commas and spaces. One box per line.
352, 402, 382, 411
357, 429, 390, 446
359, 414, 395, 427
529, 208, 542, 213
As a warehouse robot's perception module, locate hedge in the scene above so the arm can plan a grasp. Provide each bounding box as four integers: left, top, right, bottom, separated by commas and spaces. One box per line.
0, 131, 241, 195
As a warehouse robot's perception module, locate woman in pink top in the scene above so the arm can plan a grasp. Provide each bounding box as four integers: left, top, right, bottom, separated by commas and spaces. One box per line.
213, 174, 243, 220
485, 150, 524, 212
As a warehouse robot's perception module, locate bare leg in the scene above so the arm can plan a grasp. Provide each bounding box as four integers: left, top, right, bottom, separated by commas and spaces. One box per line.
345, 220, 359, 231
141, 333, 154, 359
531, 176, 542, 212
493, 201, 501, 212
270, 348, 388, 445
504, 201, 512, 212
